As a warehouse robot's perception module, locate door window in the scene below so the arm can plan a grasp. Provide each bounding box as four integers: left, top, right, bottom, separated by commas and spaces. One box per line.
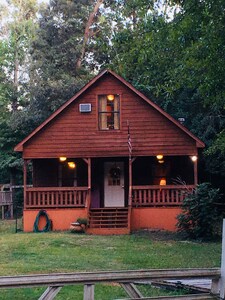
108, 166, 121, 186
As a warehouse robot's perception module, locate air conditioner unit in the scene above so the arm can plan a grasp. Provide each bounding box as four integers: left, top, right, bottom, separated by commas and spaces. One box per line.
79, 103, 92, 113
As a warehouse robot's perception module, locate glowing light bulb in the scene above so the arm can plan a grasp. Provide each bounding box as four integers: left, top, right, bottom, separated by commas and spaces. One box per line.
68, 161, 76, 169
191, 156, 198, 162
156, 154, 163, 160
59, 157, 67, 162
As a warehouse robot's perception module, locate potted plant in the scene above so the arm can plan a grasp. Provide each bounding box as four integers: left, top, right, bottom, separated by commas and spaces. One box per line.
70, 218, 88, 233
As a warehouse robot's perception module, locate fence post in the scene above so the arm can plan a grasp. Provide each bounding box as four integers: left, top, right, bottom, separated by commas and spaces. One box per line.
39, 286, 62, 300
84, 284, 94, 300
220, 219, 225, 299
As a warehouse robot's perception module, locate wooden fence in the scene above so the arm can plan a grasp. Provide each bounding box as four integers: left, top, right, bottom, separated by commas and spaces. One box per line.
0, 268, 220, 300
0, 191, 13, 219
0, 191, 12, 205
1, 220, 225, 300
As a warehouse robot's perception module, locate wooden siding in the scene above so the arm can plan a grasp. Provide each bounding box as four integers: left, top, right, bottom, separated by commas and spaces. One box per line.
23, 74, 198, 159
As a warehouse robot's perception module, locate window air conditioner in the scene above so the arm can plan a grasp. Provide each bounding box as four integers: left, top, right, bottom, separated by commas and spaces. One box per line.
79, 103, 92, 113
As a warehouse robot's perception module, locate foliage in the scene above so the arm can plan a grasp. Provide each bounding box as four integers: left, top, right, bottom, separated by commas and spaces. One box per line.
177, 183, 222, 240
107, 0, 225, 187
205, 130, 225, 176
0, 0, 39, 111
76, 217, 88, 226
0, 0, 40, 182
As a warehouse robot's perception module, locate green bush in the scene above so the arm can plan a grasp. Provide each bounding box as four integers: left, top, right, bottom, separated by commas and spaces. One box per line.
76, 218, 88, 226
176, 182, 222, 240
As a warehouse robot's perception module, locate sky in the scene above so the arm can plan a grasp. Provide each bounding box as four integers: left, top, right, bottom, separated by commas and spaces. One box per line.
0, 0, 49, 4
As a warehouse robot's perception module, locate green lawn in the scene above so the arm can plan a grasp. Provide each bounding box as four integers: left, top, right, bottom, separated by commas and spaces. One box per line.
0, 219, 222, 299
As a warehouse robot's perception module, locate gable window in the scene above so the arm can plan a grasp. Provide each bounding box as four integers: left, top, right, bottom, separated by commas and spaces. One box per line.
98, 94, 120, 130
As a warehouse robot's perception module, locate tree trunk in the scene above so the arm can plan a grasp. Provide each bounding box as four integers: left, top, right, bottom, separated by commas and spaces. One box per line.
76, 0, 104, 70
12, 49, 19, 111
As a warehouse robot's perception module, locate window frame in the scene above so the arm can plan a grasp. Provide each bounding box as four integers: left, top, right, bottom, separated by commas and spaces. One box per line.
98, 94, 120, 131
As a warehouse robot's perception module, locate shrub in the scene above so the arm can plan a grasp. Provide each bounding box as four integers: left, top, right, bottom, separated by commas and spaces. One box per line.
176, 182, 222, 240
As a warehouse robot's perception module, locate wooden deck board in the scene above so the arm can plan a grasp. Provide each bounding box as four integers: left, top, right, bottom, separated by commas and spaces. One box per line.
169, 279, 212, 290
136, 279, 212, 293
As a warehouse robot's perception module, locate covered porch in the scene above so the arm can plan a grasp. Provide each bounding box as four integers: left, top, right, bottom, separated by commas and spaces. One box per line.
23, 155, 197, 232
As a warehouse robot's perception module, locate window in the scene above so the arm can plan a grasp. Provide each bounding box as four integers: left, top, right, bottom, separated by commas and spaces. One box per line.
108, 166, 121, 186
98, 94, 120, 130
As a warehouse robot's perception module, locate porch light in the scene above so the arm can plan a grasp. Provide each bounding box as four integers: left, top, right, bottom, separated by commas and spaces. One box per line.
158, 160, 164, 164
160, 178, 166, 185
156, 154, 163, 160
68, 161, 76, 169
107, 94, 115, 101
59, 156, 67, 162
191, 155, 198, 162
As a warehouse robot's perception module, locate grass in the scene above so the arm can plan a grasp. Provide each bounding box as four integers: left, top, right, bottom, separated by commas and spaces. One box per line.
0, 219, 222, 299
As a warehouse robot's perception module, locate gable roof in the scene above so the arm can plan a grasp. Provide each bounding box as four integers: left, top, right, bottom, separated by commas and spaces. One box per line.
15, 69, 205, 151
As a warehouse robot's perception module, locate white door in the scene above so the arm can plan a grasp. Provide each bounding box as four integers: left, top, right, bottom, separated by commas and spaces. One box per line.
104, 162, 124, 207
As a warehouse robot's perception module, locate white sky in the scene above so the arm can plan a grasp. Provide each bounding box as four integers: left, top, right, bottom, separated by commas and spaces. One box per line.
0, 0, 49, 4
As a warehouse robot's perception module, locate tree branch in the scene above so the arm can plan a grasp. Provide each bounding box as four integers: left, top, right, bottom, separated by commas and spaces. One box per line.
76, 0, 104, 70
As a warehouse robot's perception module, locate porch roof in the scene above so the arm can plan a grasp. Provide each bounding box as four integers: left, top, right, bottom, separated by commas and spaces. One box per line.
14, 69, 205, 152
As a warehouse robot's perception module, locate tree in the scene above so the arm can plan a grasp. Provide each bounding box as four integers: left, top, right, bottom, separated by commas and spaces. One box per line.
27, 0, 113, 124
76, 0, 104, 70
0, 0, 40, 183
167, 0, 225, 183
107, 0, 225, 189
0, 0, 39, 111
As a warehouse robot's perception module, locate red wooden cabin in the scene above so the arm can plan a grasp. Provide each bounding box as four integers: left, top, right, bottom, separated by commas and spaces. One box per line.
15, 70, 204, 234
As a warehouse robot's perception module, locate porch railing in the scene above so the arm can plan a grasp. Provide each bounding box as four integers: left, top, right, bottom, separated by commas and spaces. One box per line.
132, 185, 195, 207
25, 187, 88, 209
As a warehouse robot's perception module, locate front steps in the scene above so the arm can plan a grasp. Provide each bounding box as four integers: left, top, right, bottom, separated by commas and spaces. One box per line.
87, 207, 130, 235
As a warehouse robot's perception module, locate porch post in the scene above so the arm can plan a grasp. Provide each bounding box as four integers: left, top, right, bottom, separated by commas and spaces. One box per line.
23, 159, 27, 209
194, 159, 198, 186
128, 158, 132, 207
128, 157, 136, 207
87, 158, 91, 211
88, 158, 91, 191
82, 158, 91, 210
128, 158, 132, 232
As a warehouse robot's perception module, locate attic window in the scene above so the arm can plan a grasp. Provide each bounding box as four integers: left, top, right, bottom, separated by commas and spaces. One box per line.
98, 95, 120, 130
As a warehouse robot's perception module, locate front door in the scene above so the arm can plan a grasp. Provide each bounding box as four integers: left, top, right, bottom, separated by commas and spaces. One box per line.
104, 162, 124, 207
